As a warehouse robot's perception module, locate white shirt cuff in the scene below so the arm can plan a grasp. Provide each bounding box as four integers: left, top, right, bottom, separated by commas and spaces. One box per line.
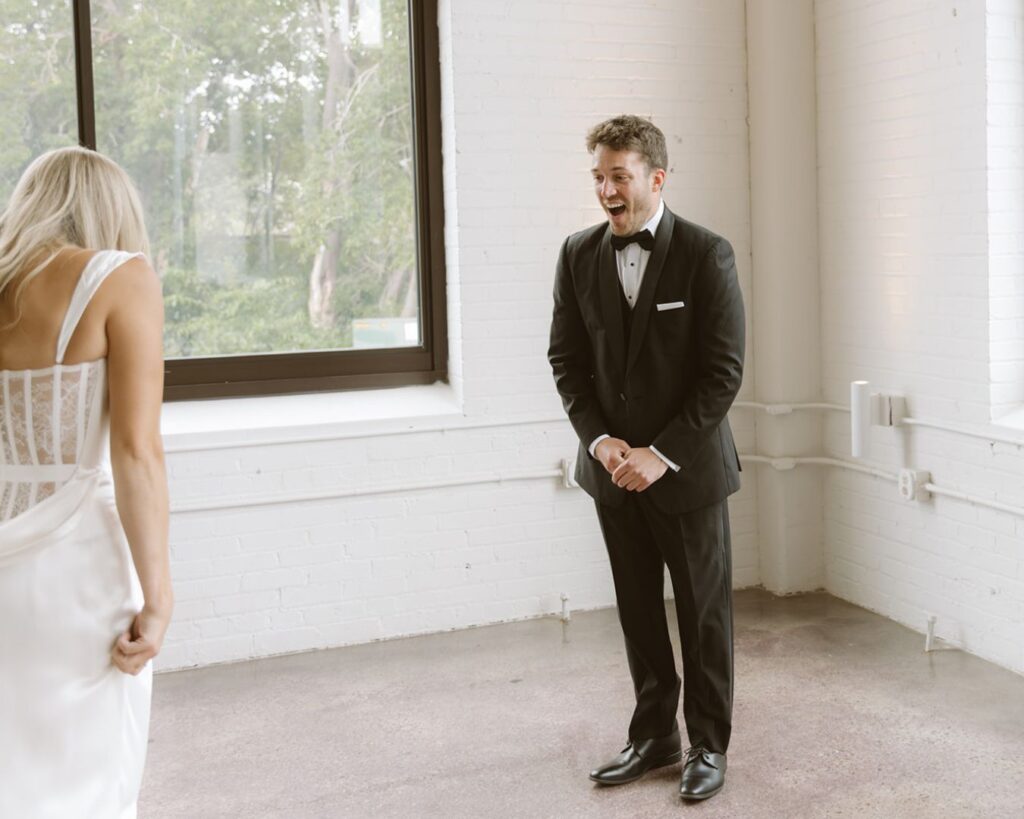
589, 434, 610, 458
650, 445, 680, 472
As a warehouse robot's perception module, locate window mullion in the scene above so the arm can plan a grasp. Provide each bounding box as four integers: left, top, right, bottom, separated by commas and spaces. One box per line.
72, 0, 96, 150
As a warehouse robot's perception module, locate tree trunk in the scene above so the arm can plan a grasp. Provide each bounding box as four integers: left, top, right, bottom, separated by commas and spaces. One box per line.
307, 0, 356, 330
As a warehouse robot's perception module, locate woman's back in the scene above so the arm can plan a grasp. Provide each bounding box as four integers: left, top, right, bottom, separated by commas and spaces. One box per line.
0, 146, 169, 818
0, 248, 101, 368
0, 249, 143, 521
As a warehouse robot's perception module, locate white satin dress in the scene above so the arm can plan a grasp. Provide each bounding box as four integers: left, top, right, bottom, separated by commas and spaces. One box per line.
0, 250, 152, 818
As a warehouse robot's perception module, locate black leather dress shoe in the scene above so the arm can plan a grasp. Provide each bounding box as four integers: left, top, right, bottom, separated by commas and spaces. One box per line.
589, 729, 682, 785
679, 746, 726, 800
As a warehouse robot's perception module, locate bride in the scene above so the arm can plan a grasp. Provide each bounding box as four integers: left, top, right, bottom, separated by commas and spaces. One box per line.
0, 147, 171, 817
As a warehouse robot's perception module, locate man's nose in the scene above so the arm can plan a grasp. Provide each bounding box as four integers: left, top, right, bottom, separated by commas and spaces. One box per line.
600, 180, 617, 200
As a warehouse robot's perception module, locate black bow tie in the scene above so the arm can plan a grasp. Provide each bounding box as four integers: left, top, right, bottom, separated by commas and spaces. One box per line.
610, 229, 655, 252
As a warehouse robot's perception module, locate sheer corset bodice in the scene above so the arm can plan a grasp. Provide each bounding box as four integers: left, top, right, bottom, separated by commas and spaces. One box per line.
0, 360, 108, 519
0, 250, 141, 522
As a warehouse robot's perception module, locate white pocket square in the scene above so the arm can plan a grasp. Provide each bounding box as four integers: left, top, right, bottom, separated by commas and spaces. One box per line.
656, 301, 686, 311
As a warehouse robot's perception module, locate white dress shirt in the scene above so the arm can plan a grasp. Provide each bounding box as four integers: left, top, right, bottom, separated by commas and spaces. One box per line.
617, 198, 664, 307
589, 199, 680, 473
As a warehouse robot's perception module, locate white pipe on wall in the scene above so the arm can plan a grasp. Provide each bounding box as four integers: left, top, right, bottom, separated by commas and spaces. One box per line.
170, 451, 1024, 521
733, 400, 848, 414
850, 381, 872, 458
171, 467, 563, 513
746, 456, 1024, 519
737, 399, 1024, 453
902, 416, 1024, 448
742, 454, 898, 482
923, 483, 1024, 518
165, 397, 1024, 517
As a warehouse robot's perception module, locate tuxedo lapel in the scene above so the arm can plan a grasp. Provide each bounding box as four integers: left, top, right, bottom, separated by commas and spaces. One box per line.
598, 228, 626, 378
626, 205, 673, 374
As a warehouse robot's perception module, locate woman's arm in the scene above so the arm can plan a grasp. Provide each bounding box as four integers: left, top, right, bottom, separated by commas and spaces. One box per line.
104, 257, 171, 675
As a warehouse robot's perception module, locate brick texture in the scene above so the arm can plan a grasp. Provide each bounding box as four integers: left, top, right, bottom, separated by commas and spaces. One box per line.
158, 0, 757, 672
817, 0, 1024, 675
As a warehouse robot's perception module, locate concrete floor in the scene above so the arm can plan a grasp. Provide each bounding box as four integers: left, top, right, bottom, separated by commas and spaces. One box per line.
140, 590, 1024, 818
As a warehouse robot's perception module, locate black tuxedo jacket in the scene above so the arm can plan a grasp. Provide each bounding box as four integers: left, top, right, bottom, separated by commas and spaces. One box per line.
548, 205, 745, 515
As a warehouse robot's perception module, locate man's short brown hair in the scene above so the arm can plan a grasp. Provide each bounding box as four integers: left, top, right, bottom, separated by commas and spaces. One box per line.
586, 115, 668, 172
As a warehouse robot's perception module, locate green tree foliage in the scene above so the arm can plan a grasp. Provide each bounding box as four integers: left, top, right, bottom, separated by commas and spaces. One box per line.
1, 0, 419, 358
0, 0, 78, 197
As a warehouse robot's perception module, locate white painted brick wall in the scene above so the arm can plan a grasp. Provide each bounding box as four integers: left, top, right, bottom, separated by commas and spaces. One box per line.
158, 0, 757, 671
444, 0, 752, 420
817, 0, 1024, 675
988, 0, 1024, 418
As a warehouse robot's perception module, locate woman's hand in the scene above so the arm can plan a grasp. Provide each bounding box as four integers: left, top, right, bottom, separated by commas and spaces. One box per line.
111, 604, 171, 675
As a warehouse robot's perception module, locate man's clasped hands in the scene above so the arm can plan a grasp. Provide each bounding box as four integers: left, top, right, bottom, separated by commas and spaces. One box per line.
594, 438, 669, 492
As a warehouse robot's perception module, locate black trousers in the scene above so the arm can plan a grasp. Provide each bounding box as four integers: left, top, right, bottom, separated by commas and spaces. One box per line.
595, 494, 734, 754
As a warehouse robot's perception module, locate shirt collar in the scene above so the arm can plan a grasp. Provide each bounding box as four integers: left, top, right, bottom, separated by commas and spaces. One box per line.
642, 198, 665, 238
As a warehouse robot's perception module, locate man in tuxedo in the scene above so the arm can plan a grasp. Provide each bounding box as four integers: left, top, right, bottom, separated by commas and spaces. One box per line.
548, 115, 745, 801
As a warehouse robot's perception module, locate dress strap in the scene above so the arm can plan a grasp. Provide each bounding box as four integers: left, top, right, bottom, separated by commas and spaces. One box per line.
55, 250, 144, 364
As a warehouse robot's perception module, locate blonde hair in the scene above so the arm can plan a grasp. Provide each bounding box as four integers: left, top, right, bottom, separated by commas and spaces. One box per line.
0, 146, 150, 326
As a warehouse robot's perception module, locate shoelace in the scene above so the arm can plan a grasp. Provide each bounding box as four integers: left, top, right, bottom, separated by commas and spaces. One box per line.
684, 746, 718, 768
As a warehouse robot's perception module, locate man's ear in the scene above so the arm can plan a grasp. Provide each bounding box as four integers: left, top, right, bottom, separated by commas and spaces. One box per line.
651, 168, 666, 192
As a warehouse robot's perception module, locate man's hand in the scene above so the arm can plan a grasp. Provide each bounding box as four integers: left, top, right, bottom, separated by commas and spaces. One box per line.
612, 447, 669, 492
595, 437, 630, 475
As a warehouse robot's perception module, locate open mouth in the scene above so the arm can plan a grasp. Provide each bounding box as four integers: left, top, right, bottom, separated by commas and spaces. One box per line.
606, 203, 626, 217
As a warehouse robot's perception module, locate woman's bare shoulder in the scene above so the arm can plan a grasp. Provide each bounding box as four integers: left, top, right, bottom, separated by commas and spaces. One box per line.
95, 254, 163, 309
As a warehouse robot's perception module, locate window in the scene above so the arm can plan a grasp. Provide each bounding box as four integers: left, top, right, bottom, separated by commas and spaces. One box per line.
4, 0, 446, 399
0, 1, 78, 191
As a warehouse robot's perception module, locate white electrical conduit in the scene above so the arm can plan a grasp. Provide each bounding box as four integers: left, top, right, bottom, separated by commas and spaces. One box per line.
900, 416, 1024, 448
171, 453, 1024, 519
171, 467, 563, 514
165, 400, 1024, 516
746, 455, 1024, 519
741, 454, 898, 482
733, 401, 849, 414
737, 400, 1024, 450
921, 483, 1024, 518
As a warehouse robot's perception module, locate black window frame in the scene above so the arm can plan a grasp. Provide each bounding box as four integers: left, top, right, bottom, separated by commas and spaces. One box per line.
71, 0, 447, 401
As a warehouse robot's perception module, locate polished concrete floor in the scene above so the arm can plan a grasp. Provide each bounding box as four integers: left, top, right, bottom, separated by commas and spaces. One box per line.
140, 590, 1024, 818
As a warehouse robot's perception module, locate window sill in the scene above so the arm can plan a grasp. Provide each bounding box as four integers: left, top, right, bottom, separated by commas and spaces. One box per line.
992, 405, 1024, 432
161, 382, 463, 453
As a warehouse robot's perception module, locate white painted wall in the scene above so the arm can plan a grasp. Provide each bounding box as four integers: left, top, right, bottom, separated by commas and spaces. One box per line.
157, 0, 1024, 679
818, 0, 1024, 675
989, 0, 1024, 420
157, 0, 757, 672
746, 0, 825, 594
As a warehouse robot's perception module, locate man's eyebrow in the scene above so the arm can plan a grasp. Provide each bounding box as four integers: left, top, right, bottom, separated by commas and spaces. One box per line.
591, 166, 632, 174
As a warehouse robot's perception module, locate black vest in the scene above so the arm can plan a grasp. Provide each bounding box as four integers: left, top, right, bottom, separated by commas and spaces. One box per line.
618, 283, 633, 352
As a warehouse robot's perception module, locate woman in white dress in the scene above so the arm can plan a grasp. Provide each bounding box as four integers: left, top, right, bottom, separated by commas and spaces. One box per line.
0, 147, 171, 817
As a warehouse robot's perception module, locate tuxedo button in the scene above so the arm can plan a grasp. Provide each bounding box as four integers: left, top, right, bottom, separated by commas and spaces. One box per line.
619, 392, 626, 401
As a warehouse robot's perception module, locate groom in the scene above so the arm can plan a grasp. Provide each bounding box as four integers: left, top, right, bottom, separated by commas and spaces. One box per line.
548, 115, 745, 801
